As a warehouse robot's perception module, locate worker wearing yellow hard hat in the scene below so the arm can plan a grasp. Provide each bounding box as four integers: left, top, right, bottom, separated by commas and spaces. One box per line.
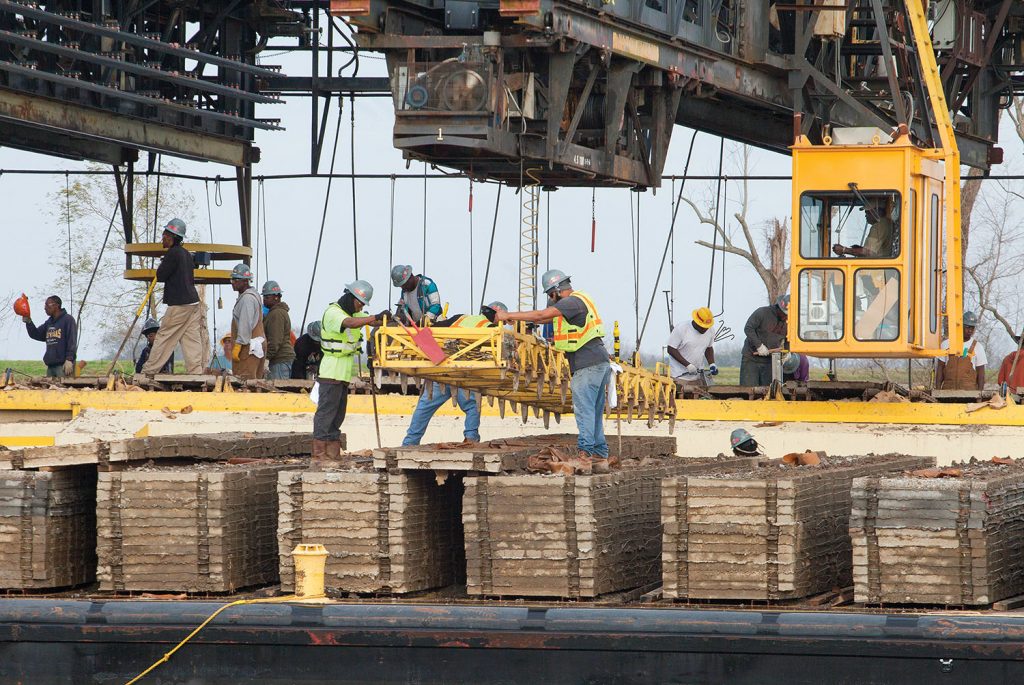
666, 306, 718, 387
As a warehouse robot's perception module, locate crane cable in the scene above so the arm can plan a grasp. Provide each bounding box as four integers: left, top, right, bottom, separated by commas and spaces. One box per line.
478, 184, 503, 310
261, 178, 270, 279
349, 93, 359, 279
64, 172, 74, 318
75, 202, 119, 342
388, 174, 396, 268
300, 98, 344, 333
706, 137, 726, 309
205, 179, 222, 367
468, 177, 474, 307
635, 129, 699, 350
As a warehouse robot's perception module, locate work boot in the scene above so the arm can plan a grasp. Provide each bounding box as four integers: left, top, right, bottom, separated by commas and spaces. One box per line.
591, 458, 611, 475
323, 440, 345, 467
573, 451, 593, 475
309, 439, 328, 470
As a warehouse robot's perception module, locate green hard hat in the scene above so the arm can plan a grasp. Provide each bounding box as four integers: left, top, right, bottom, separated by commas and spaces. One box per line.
230, 263, 253, 281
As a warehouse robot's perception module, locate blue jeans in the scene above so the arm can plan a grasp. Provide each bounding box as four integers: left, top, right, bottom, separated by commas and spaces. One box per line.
572, 362, 611, 458
267, 361, 291, 380
403, 382, 481, 446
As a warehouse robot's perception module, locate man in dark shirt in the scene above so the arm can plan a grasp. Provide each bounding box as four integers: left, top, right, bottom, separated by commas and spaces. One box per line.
135, 317, 173, 374
740, 294, 789, 387
142, 218, 203, 376
23, 295, 77, 377
291, 321, 323, 380
496, 269, 612, 474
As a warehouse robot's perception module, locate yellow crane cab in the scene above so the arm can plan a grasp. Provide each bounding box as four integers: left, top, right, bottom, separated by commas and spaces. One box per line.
789, 124, 959, 359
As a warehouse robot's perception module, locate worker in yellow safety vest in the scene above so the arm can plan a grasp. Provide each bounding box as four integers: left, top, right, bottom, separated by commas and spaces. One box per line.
401, 301, 508, 446
495, 269, 612, 474
312, 279, 388, 468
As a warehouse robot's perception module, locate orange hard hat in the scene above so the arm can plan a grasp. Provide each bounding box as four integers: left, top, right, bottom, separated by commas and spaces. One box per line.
692, 306, 714, 329
13, 293, 30, 318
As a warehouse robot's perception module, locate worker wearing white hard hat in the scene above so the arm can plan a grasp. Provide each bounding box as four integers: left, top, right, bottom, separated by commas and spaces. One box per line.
141, 217, 204, 376
495, 269, 612, 474
312, 280, 391, 468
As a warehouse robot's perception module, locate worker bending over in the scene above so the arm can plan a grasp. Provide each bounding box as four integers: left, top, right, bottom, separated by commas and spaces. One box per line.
261, 280, 295, 380
22, 295, 77, 377
936, 311, 986, 390
135, 318, 172, 374
496, 269, 611, 474
667, 306, 717, 389
228, 264, 266, 380
313, 280, 387, 468
291, 322, 323, 380
142, 218, 203, 376
391, 264, 441, 325
740, 294, 789, 387
402, 301, 507, 446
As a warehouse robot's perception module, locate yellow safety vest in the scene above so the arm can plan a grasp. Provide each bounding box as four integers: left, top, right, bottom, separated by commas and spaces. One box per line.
318, 303, 369, 382
552, 291, 605, 353
452, 315, 492, 328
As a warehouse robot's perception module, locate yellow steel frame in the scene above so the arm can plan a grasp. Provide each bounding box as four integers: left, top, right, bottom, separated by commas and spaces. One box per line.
788, 0, 962, 359
374, 324, 677, 424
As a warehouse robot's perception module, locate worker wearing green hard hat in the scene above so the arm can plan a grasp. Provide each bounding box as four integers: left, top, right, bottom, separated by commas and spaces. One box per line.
261, 280, 295, 381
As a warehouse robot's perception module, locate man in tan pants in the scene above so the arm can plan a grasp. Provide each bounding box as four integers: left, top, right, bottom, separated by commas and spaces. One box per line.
142, 218, 204, 375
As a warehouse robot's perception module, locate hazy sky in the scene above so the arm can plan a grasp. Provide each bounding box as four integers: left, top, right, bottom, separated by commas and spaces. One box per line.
0, 23, 1020, 362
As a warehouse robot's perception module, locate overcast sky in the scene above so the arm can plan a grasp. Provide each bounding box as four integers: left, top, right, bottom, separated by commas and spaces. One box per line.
0, 25, 1020, 363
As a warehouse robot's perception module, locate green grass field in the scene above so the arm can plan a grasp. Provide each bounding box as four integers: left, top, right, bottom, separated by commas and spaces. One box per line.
1, 360, 184, 377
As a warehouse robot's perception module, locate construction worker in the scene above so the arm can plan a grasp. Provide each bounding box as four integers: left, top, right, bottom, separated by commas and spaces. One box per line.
997, 328, 1024, 393
291, 321, 323, 380
782, 352, 810, 382
731, 428, 765, 457
391, 264, 441, 325
667, 306, 717, 387
142, 218, 203, 376
228, 264, 266, 380
261, 280, 295, 380
313, 280, 388, 467
740, 294, 789, 387
135, 318, 172, 374
22, 295, 77, 377
936, 311, 987, 390
402, 301, 507, 446
832, 195, 896, 259
495, 269, 611, 474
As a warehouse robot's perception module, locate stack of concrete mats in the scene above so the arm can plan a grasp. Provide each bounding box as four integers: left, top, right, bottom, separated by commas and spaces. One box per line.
662, 454, 934, 601
278, 456, 464, 595
851, 459, 1024, 605
0, 467, 97, 590
463, 454, 756, 599
97, 462, 298, 593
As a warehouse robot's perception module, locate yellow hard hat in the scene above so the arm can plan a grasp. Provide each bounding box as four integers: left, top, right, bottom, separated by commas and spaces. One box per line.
692, 307, 714, 329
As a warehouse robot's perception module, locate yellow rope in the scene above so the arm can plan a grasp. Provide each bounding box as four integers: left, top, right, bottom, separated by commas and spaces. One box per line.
123, 594, 318, 685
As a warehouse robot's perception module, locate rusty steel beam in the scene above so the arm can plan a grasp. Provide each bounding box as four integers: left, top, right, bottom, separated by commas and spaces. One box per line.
0, 88, 254, 167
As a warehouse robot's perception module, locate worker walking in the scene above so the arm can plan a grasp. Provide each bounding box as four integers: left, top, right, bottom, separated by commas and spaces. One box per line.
313, 280, 388, 467
261, 281, 295, 380
740, 295, 789, 387
291, 322, 323, 380
21, 295, 77, 377
495, 270, 611, 474
390, 264, 442, 325
667, 306, 717, 388
135, 318, 172, 374
228, 264, 266, 380
142, 218, 204, 376
936, 311, 987, 390
402, 301, 507, 446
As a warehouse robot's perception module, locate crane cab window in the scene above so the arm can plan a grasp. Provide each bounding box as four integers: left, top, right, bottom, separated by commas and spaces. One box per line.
853, 268, 900, 342
800, 191, 901, 260
798, 269, 845, 342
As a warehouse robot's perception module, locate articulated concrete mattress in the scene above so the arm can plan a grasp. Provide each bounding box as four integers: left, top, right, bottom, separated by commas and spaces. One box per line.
851, 459, 1024, 605
463, 454, 756, 599
0, 467, 97, 589
662, 453, 934, 601
98, 462, 298, 592
278, 457, 464, 594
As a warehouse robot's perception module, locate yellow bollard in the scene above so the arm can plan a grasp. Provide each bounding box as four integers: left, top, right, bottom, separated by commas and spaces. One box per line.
292, 544, 328, 598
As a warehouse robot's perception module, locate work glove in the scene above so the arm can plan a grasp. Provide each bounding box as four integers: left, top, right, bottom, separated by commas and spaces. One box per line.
63, 360, 74, 377
232, 343, 242, 362
376, 310, 392, 322
22, 316, 31, 324
755, 344, 770, 357
685, 363, 698, 375
709, 364, 719, 376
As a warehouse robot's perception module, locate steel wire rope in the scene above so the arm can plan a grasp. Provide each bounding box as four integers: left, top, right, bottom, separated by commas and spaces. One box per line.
388, 175, 396, 268
204, 180, 223, 369
261, 178, 270, 278
349, 93, 359, 279
300, 100, 344, 333
254, 177, 262, 284
64, 172, 74, 317
75, 202, 119, 343
629, 191, 639, 356
718, 176, 728, 316
469, 177, 475, 307
706, 137, 725, 309
479, 184, 503, 310
635, 129, 698, 350
152, 154, 162, 243
422, 162, 428, 271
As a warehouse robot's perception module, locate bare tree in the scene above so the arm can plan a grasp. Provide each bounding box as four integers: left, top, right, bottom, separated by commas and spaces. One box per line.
683, 145, 790, 302
48, 164, 198, 358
